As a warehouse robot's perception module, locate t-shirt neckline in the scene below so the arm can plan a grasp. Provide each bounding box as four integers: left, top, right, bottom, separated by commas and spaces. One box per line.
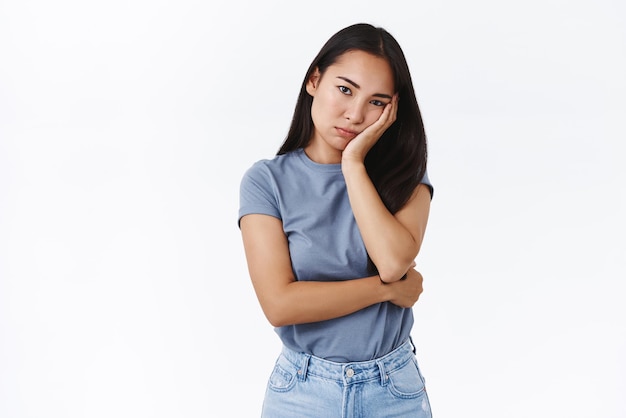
296, 148, 343, 173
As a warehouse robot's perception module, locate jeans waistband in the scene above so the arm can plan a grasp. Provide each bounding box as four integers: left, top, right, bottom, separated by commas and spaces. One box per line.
280, 339, 416, 386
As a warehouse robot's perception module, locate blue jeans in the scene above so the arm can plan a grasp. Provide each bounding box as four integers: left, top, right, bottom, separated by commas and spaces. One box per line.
261, 339, 432, 418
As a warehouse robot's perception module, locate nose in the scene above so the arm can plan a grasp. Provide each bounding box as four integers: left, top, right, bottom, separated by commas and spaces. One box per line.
344, 101, 365, 124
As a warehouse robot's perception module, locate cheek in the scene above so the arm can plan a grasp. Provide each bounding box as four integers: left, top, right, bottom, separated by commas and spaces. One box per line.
364, 108, 385, 126
324, 92, 345, 114
312, 92, 344, 120
310, 100, 325, 127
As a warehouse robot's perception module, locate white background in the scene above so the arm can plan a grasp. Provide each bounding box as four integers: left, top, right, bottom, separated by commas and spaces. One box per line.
1, 0, 625, 417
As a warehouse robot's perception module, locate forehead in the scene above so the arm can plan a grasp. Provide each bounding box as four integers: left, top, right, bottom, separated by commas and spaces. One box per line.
327, 50, 395, 92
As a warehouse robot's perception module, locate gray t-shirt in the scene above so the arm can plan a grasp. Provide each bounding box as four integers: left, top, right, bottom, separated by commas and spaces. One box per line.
238, 148, 432, 362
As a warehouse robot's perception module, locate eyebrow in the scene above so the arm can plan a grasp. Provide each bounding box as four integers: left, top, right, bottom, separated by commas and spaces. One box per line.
336, 76, 393, 99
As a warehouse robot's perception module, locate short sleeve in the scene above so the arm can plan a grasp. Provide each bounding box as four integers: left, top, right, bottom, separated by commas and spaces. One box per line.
238, 161, 282, 227
420, 169, 434, 199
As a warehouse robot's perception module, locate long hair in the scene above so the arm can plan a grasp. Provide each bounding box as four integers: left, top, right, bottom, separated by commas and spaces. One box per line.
278, 23, 428, 215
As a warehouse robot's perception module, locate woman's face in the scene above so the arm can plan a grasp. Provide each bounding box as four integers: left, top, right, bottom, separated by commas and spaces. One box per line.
305, 50, 395, 164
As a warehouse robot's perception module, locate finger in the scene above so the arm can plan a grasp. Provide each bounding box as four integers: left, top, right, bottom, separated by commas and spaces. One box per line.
381, 95, 398, 127
389, 94, 399, 123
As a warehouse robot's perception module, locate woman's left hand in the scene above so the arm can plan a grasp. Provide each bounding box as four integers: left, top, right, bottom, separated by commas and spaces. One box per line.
342, 94, 398, 164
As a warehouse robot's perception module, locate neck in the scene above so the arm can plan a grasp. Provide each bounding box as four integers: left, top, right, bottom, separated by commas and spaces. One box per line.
304, 140, 342, 164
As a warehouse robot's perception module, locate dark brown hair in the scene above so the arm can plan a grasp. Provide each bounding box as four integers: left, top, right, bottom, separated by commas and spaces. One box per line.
278, 23, 428, 215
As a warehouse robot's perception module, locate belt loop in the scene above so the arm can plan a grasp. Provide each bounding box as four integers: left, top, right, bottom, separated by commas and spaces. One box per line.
377, 360, 388, 386
297, 353, 311, 381
408, 336, 417, 354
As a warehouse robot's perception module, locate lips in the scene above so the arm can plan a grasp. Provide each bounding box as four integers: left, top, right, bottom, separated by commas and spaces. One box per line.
336, 127, 358, 139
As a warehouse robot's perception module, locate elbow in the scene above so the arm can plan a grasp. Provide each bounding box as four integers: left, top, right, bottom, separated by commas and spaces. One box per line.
262, 303, 292, 328
256, 282, 300, 327
374, 241, 422, 283
378, 266, 409, 283
377, 256, 418, 283
265, 313, 289, 328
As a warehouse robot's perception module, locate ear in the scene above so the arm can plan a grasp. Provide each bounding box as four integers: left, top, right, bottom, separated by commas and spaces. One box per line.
306, 68, 321, 96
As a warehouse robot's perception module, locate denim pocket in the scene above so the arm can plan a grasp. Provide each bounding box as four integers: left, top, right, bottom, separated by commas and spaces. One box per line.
386, 357, 426, 399
267, 355, 297, 393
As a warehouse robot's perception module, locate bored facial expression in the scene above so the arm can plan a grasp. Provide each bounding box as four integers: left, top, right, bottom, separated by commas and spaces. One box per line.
306, 50, 395, 161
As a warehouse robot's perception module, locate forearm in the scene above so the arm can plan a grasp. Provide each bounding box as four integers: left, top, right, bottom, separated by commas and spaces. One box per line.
342, 161, 418, 281
262, 275, 390, 327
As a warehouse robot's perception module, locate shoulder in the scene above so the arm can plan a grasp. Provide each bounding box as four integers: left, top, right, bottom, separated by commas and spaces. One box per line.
241, 150, 303, 183
238, 150, 305, 225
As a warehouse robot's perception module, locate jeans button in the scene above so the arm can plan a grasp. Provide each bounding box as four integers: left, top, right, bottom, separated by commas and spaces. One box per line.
345, 368, 354, 378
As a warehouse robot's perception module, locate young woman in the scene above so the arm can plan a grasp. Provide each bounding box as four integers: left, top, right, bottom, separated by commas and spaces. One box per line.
238, 23, 434, 417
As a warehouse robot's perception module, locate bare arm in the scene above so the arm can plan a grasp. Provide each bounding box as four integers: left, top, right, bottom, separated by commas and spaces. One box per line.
342, 96, 431, 282
343, 165, 431, 282
240, 214, 423, 327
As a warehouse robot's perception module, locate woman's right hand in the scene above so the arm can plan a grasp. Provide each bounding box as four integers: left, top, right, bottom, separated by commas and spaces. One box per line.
387, 268, 424, 308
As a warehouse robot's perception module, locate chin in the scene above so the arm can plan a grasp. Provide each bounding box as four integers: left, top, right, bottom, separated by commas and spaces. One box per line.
333, 137, 351, 149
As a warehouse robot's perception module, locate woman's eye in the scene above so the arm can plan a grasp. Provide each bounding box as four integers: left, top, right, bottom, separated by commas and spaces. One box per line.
338, 86, 351, 95
370, 100, 385, 107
